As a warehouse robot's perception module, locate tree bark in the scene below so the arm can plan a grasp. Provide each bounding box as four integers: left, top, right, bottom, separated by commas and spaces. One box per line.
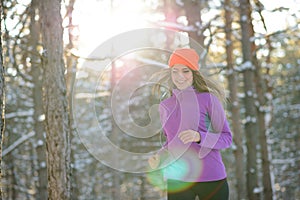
0, 3, 5, 199
39, 0, 71, 199
184, 0, 206, 67
28, 0, 48, 199
239, 0, 260, 199
253, 45, 274, 200
184, 0, 205, 47
64, 0, 79, 199
250, 3, 274, 198
224, 0, 247, 199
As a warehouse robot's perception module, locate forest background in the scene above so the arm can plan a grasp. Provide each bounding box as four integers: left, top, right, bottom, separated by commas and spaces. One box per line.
0, 0, 299, 199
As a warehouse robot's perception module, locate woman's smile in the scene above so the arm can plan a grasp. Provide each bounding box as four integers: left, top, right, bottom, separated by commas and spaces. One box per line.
171, 64, 194, 90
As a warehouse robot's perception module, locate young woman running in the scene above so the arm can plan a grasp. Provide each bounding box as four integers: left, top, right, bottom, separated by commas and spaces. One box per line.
148, 48, 232, 200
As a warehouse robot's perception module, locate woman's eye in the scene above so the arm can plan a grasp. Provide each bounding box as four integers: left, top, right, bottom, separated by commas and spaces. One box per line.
183, 70, 190, 73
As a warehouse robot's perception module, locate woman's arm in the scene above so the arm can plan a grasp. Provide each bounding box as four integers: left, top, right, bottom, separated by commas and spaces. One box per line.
147, 103, 170, 169
198, 94, 232, 150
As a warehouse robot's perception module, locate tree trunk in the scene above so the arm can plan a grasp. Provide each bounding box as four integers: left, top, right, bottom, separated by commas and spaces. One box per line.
224, 0, 247, 199
239, 0, 260, 199
249, 5, 274, 198
10, 165, 17, 200
110, 59, 121, 200
163, 0, 179, 49
184, 0, 207, 68
0, 3, 5, 199
253, 50, 274, 200
184, 0, 205, 48
39, 0, 71, 199
64, 0, 79, 199
28, 0, 48, 199
32, 66, 48, 200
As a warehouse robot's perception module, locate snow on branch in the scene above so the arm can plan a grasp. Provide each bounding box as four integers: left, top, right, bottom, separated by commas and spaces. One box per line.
2, 131, 35, 157
6, 110, 34, 119
234, 61, 255, 72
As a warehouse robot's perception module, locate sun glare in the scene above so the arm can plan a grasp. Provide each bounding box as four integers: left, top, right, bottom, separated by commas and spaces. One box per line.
259, 0, 300, 33
73, 0, 150, 57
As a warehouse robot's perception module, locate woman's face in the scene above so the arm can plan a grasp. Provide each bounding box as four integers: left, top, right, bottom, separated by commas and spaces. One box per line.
171, 64, 193, 90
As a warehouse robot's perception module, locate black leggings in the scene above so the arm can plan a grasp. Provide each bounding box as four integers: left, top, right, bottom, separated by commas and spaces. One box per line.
167, 179, 229, 200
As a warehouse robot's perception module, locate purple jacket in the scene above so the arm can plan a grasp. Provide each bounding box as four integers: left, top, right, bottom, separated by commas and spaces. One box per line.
159, 86, 232, 182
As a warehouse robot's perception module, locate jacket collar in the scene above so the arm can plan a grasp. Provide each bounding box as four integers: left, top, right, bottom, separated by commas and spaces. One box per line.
172, 86, 195, 96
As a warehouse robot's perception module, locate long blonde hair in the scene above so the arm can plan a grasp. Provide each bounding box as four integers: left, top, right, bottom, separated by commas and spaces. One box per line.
151, 68, 226, 104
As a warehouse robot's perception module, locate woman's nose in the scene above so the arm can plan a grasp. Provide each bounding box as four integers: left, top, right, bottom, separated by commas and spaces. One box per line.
177, 72, 185, 79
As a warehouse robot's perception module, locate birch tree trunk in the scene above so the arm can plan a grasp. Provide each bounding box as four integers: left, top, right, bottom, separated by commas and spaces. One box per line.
239, 0, 260, 199
39, 0, 71, 199
0, 3, 5, 199
224, 0, 247, 199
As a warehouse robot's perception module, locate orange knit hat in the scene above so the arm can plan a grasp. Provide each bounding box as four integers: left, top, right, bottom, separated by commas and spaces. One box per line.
168, 48, 199, 71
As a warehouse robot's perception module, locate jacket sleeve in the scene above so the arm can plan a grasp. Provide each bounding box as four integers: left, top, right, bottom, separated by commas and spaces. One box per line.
198, 94, 232, 150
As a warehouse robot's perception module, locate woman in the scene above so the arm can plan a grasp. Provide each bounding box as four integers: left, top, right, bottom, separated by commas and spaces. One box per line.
148, 48, 232, 200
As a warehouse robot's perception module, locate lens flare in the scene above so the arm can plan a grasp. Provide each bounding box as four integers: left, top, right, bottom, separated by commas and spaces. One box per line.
146, 168, 166, 190
163, 160, 195, 193
147, 147, 204, 193
167, 179, 195, 194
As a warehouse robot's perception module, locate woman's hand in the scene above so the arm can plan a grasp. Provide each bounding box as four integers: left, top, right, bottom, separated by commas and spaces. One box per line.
178, 129, 201, 144
148, 154, 160, 169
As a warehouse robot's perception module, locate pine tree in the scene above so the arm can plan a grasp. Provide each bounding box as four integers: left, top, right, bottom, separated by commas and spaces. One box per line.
39, 0, 71, 199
